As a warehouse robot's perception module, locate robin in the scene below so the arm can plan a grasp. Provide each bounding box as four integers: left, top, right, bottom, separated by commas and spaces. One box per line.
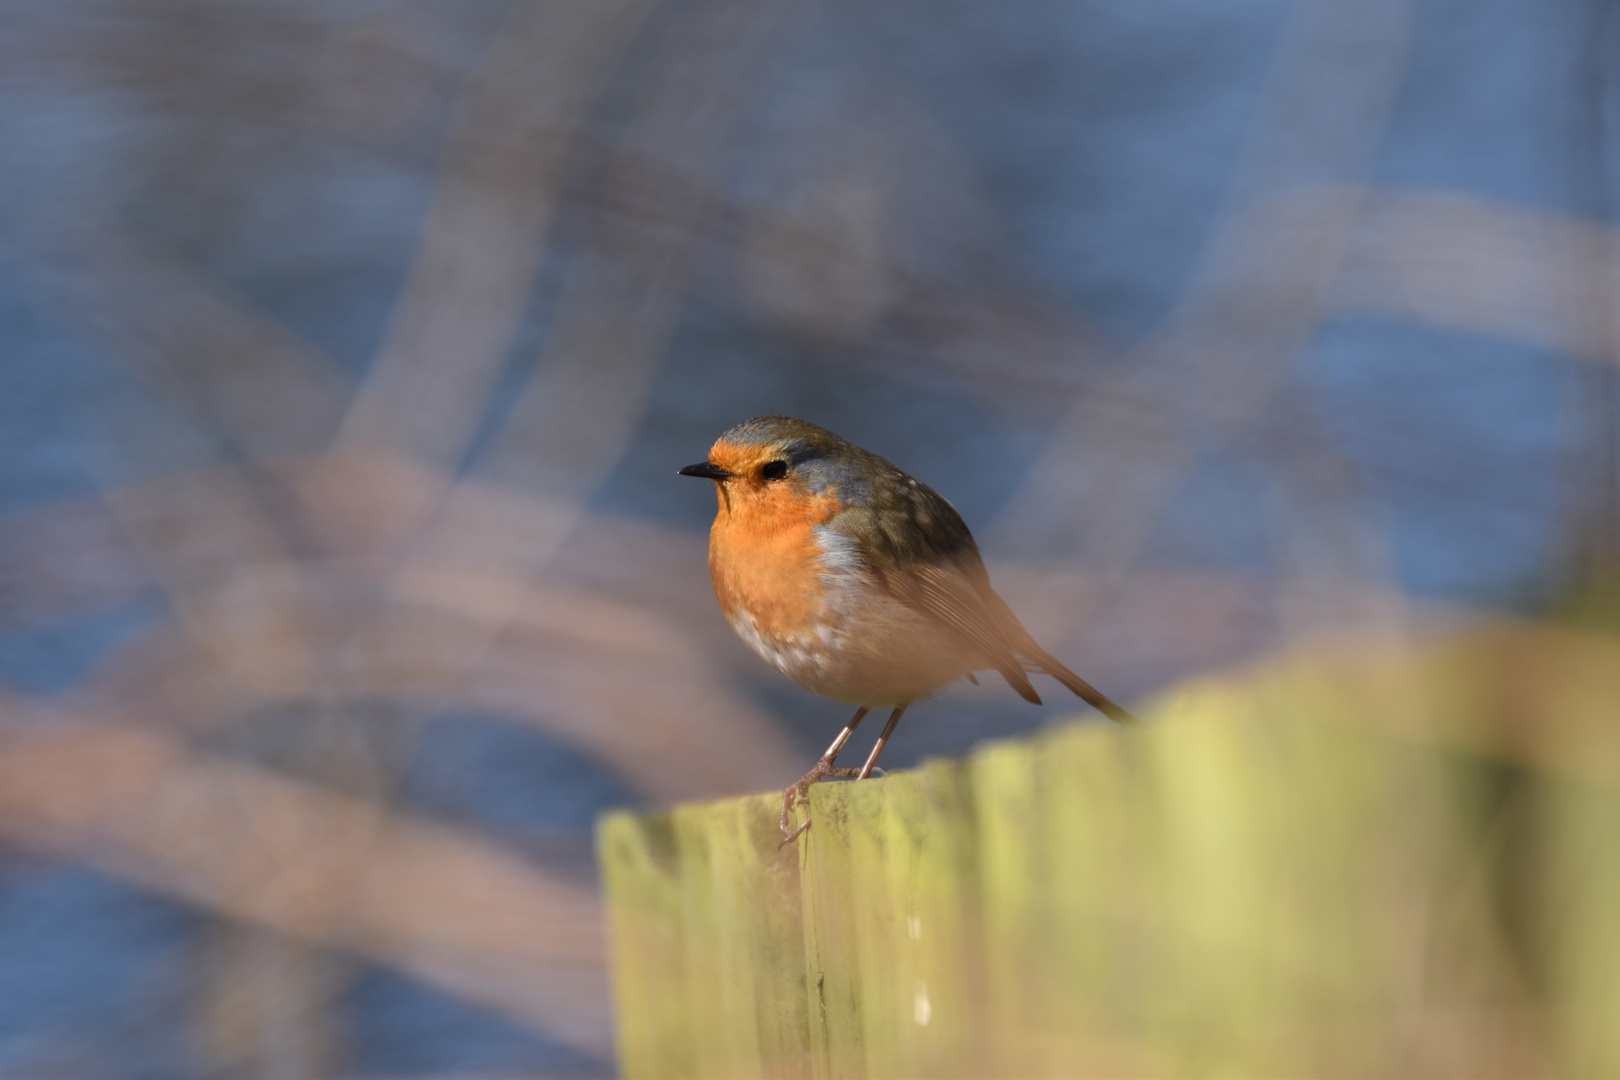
679, 415, 1137, 842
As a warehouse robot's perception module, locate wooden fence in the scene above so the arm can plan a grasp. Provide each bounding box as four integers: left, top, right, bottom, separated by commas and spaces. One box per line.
597, 622, 1620, 1078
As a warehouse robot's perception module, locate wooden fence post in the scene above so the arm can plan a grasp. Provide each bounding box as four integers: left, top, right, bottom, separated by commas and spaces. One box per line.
599, 624, 1620, 1078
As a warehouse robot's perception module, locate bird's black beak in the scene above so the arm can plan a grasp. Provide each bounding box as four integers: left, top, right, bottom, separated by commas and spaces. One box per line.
678, 461, 733, 481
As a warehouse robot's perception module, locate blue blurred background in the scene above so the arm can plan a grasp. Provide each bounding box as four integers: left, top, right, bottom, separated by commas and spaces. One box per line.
0, 0, 1614, 1075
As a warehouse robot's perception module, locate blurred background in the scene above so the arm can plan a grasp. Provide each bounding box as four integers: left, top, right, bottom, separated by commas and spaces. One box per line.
0, 0, 1615, 1076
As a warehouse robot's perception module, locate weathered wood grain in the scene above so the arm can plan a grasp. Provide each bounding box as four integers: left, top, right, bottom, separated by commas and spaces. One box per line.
598, 624, 1620, 1078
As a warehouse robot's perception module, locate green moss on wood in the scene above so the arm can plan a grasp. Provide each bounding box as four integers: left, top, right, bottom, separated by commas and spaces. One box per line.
598, 625, 1620, 1078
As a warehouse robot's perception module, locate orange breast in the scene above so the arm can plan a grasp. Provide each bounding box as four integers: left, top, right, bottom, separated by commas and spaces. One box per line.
708, 485, 841, 641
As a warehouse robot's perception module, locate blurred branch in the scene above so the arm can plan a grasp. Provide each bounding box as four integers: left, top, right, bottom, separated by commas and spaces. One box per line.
192, 924, 348, 1079
77, 236, 353, 460
1261, 387, 1410, 643
990, 0, 1413, 567
1335, 188, 1620, 365
340, 0, 658, 472
475, 0, 813, 524
85, 581, 806, 801
103, 468, 320, 700
0, 499, 151, 623
1564, 0, 1620, 586
340, 3, 821, 754
280, 453, 807, 793
0, 710, 613, 1060
556, 117, 1111, 404
26, 457, 803, 796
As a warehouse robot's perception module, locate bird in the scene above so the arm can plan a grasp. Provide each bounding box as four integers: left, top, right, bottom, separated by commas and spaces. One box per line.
678, 415, 1137, 842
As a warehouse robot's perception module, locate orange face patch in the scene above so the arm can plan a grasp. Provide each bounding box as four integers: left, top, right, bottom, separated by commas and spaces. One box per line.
703, 439, 843, 640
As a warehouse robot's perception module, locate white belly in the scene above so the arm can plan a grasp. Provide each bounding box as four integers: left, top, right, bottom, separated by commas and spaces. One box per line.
727, 560, 981, 707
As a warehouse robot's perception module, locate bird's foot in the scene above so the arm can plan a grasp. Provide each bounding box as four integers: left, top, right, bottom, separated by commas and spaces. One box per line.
777, 759, 886, 844
779, 758, 838, 843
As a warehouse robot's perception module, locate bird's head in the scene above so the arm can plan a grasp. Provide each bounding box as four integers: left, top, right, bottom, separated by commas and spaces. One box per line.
678, 415, 874, 524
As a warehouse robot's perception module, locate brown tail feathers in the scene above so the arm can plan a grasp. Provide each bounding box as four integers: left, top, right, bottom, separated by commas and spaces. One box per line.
1022, 645, 1140, 726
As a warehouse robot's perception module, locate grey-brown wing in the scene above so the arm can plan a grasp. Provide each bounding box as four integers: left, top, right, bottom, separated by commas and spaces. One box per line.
962, 558, 1141, 726
876, 553, 1042, 705
833, 472, 1037, 702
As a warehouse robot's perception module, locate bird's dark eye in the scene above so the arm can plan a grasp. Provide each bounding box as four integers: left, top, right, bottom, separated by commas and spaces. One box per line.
762, 459, 789, 481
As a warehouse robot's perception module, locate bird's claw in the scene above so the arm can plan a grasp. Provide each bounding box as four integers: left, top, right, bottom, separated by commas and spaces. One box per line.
779, 758, 841, 841
777, 760, 887, 843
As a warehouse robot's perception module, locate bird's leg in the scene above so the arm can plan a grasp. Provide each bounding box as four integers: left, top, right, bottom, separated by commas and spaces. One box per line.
780, 706, 868, 842
856, 705, 907, 780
